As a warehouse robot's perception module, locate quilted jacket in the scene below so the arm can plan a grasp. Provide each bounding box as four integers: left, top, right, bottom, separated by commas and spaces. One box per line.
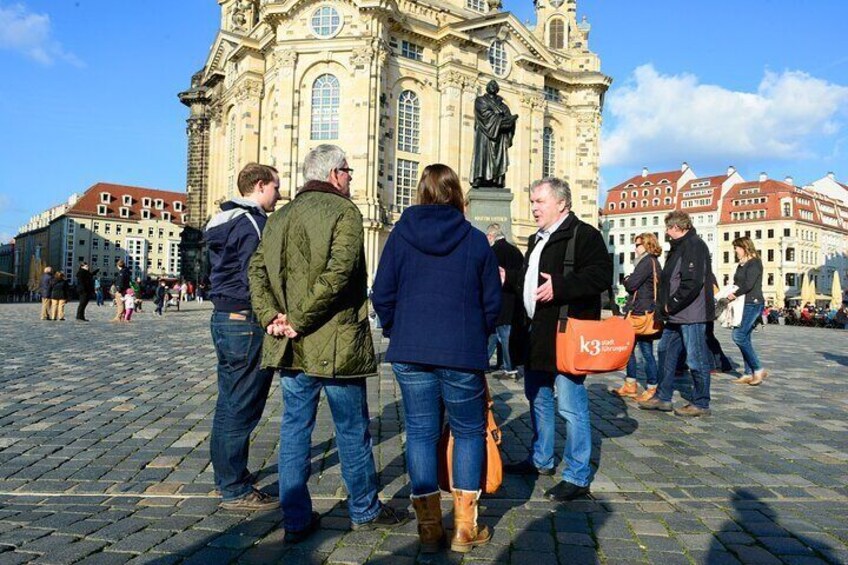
248, 181, 377, 378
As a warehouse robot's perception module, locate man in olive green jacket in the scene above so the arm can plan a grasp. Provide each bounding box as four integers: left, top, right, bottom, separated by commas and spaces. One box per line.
249, 144, 409, 544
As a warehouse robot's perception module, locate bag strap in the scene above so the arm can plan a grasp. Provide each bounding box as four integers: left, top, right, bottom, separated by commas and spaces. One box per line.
557, 223, 580, 322
651, 257, 658, 310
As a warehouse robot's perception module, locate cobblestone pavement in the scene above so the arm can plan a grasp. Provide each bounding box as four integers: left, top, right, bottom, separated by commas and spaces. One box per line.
0, 301, 847, 564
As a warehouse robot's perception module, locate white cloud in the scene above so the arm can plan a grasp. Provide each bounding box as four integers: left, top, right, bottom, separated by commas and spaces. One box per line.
0, 2, 82, 66
602, 64, 848, 167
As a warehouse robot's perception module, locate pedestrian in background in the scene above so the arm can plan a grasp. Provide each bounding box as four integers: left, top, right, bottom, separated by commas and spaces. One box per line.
75, 262, 97, 321
50, 271, 69, 321
94, 276, 104, 307
612, 232, 662, 402
486, 223, 524, 379
372, 164, 501, 553
250, 144, 409, 543
206, 162, 281, 511
123, 288, 136, 322
39, 266, 54, 320
112, 259, 130, 322
728, 236, 769, 386
154, 280, 167, 316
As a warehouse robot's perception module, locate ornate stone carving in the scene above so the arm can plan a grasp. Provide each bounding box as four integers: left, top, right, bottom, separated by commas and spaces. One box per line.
520, 92, 546, 109
234, 79, 263, 102
350, 46, 376, 68
207, 102, 223, 126
440, 71, 472, 91
230, 0, 257, 32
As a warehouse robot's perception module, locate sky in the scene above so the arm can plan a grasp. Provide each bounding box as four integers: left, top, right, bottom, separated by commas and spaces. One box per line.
1, 0, 847, 242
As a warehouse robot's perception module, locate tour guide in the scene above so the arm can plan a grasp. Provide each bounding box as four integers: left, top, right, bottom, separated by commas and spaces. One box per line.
501, 177, 612, 501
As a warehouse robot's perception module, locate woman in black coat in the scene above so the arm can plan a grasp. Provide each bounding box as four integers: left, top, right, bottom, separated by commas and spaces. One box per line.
49, 272, 69, 321
612, 233, 662, 401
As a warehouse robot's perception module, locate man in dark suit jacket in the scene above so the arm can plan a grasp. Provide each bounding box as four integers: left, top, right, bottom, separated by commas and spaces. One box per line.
486, 224, 524, 377
501, 178, 612, 502
75, 262, 98, 321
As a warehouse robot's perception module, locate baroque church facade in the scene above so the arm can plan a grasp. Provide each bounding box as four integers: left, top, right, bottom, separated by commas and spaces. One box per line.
179, 0, 609, 281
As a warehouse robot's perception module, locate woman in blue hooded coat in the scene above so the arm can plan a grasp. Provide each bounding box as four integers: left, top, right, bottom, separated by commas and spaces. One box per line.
371, 164, 500, 554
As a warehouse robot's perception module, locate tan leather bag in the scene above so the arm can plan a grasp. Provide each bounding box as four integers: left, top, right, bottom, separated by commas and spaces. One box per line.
437, 380, 502, 494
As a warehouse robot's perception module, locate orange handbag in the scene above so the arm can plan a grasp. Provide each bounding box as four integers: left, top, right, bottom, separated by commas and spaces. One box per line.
437, 380, 502, 494
554, 224, 635, 376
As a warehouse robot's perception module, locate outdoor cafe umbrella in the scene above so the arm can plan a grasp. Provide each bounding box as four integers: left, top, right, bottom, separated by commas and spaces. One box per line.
832, 274, 844, 310
799, 272, 811, 305
804, 275, 818, 306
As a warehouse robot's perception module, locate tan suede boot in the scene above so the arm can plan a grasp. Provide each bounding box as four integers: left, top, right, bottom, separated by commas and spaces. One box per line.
451, 489, 491, 553
410, 491, 444, 553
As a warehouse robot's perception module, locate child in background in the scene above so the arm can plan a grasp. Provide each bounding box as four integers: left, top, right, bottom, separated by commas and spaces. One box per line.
123, 288, 136, 322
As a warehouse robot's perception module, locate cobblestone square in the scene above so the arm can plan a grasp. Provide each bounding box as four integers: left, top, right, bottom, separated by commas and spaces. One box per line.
0, 302, 846, 564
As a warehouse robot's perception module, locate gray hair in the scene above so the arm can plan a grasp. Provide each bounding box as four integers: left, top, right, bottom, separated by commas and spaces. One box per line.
664, 210, 692, 231
529, 177, 571, 208
486, 223, 505, 239
302, 144, 346, 182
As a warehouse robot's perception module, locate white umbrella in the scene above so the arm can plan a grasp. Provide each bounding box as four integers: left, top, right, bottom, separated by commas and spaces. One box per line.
832, 274, 843, 310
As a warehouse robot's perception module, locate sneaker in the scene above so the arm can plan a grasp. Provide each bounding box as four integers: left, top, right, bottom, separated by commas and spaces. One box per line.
350, 504, 411, 531
673, 404, 711, 417
638, 397, 673, 412
545, 481, 590, 502
733, 375, 753, 385
219, 488, 279, 511
503, 459, 555, 476
499, 370, 519, 380
285, 511, 321, 544
633, 387, 657, 403
748, 369, 768, 386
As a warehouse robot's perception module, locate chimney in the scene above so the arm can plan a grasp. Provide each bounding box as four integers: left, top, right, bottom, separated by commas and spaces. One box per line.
759, 172, 768, 183
641, 167, 648, 178
727, 165, 736, 176
681, 162, 689, 172
784, 176, 794, 186
828, 171, 836, 180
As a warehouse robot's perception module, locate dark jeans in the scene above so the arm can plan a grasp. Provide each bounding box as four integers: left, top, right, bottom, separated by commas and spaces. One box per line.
732, 302, 764, 374
210, 310, 274, 502
95, 289, 104, 306
278, 370, 381, 530
392, 362, 485, 493
76, 292, 90, 320
487, 324, 513, 371
657, 322, 712, 409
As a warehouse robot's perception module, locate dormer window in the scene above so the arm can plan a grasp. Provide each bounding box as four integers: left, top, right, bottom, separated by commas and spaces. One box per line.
659, 179, 670, 184
142, 197, 151, 208
154, 199, 164, 209
641, 181, 651, 187
621, 192, 626, 199
97, 204, 107, 216
161, 211, 171, 221
173, 201, 183, 212
119, 207, 130, 218
100, 192, 110, 204
141, 209, 152, 220
182, 213, 188, 223
609, 202, 616, 211
122, 195, 132, 206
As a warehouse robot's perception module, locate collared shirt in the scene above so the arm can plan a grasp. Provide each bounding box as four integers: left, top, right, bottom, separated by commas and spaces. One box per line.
523, 214, 568, 319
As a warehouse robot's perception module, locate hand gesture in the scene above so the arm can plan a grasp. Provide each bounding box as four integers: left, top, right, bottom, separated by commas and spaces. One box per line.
498, 267, 506, 285
535, 273, 553, 303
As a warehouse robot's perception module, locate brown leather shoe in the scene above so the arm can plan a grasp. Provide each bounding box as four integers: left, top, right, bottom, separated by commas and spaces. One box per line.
673, 404, 712, 417
734, 374, 754, 385
610, 381, 638, 398
411, 491, 445, 553
748, 369, 768, 386
450, 489, 491, 553
633, 387, 657, 403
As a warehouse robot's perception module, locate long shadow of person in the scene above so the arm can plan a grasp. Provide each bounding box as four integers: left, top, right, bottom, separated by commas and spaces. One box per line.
706, 488, 841, 564
820, 351, 848, 367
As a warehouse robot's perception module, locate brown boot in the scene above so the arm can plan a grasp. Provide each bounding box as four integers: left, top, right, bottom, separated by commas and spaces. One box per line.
633, 386, 657, 403
451, 489, 491, 553
749, 369, 768, 386
610, 380, 638, 398
411, 491, 444, 553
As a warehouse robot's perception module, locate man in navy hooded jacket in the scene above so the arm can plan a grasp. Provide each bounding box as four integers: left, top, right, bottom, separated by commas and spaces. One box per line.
206, 162, 280, 510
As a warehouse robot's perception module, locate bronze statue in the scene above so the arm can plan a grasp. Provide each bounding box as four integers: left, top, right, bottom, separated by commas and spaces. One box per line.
471, 80, 517, 188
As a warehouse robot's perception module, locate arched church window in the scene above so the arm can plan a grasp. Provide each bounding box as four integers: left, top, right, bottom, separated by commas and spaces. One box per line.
488, 40, 509, 77
397, 90, 420, 154
310, 6, 341, 38
311, 74, 339, 140
542, 127, 555, 178
548, 18, 565, 50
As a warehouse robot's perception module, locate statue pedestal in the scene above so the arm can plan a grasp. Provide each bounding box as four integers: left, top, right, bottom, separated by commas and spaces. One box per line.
466, 188, 515, 241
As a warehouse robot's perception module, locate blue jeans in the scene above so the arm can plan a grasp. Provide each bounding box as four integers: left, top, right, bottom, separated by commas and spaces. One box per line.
210, 310, 274, 501
392, 363, 485, 493
626, 339, 658, 386
523, 370, 592, 487
95, 289, 103, 306
732, 302, 763, 374
656, 323, 712, 409
487, 324, 513, 371
278, 370, 380, 530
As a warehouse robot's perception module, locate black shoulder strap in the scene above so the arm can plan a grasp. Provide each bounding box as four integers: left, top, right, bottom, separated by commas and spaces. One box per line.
558, 223, 580, 321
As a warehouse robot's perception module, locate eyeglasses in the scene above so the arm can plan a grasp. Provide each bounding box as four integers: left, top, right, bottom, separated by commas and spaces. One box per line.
634, 242, 643, 247
337, 167, 354, 175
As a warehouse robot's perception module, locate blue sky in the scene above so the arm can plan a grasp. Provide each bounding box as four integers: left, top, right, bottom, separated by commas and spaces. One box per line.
1, 0, 846, 241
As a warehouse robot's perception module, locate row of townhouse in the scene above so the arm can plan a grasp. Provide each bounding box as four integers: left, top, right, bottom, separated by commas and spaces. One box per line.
13, 183, 187, 289
601, 165, 848, 306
